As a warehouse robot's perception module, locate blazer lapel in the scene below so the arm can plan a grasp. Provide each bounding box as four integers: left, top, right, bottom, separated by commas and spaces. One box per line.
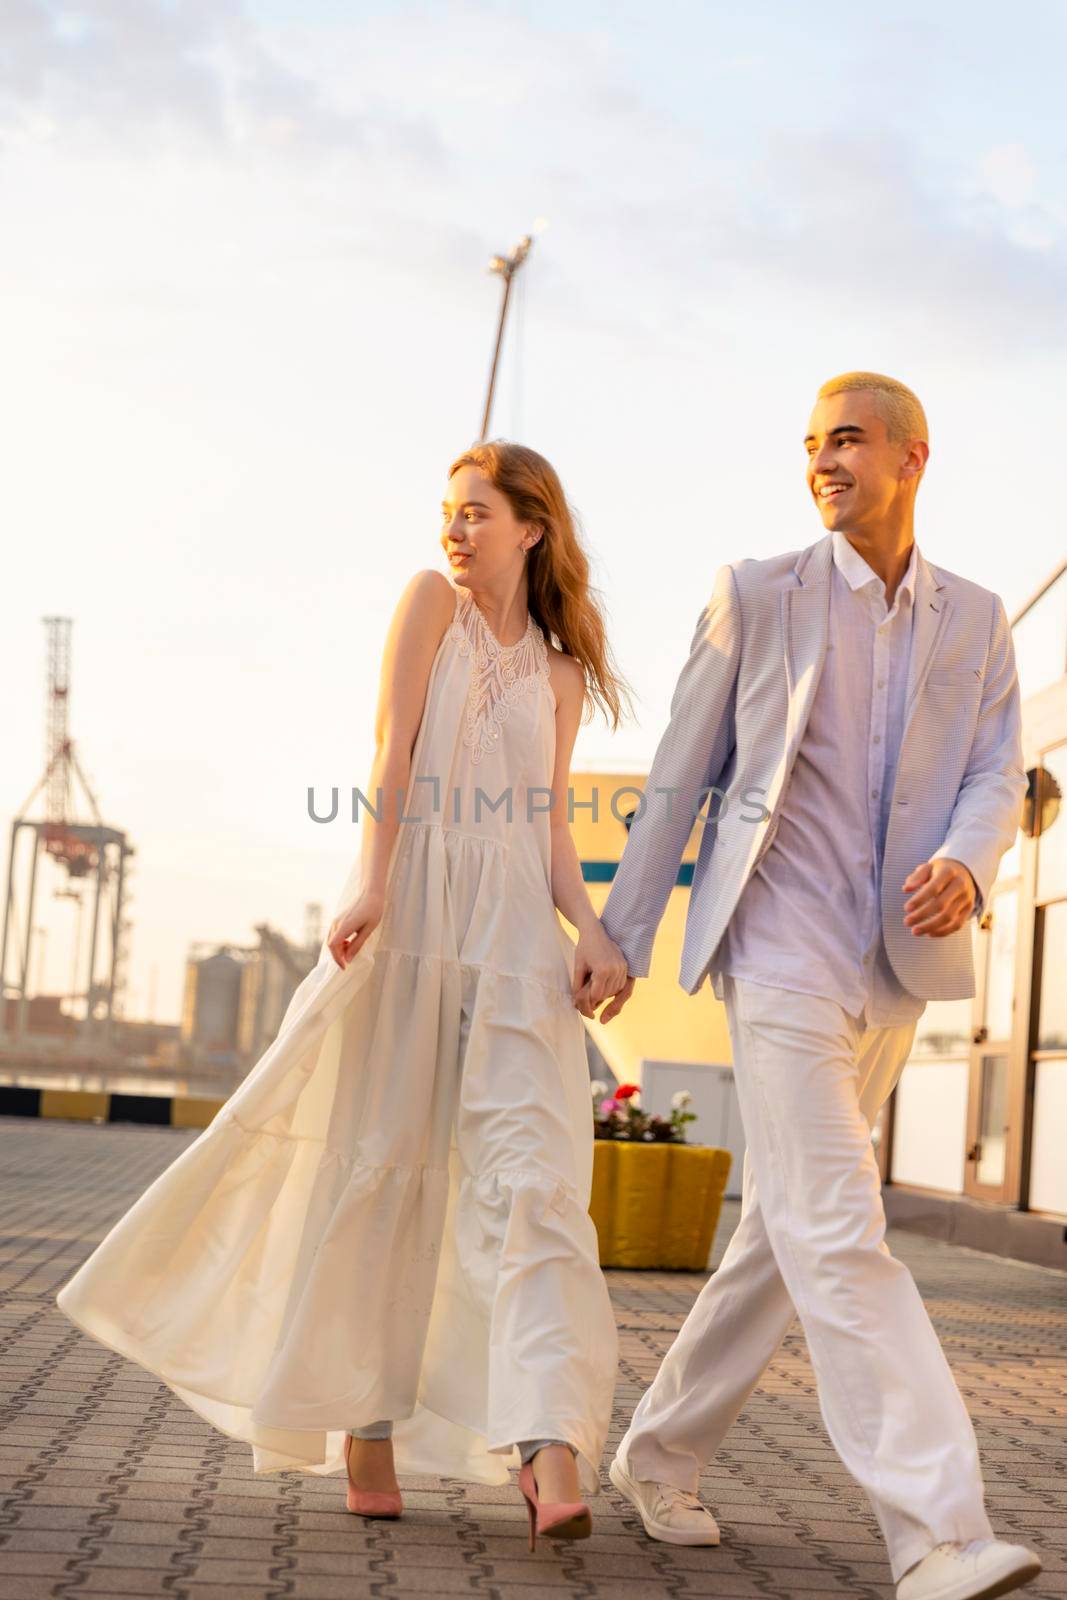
781, 533, 832, 767
779, 534, 952, 777
900, 549, 953, 745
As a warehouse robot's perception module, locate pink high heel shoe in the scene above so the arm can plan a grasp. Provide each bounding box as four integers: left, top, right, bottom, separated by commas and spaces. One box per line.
343, 1432, 403, 1519
517, 1460, 592, 1552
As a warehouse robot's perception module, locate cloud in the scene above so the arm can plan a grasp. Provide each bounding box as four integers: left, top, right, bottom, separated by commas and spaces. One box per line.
979, 143, 1037, 209
0, 0, 443, 169
740, 128, 1067, 342
969, 143, 1065, 253
1, 0, 1064, 356
543, 121, 1067, 355
0, 0, 231, 141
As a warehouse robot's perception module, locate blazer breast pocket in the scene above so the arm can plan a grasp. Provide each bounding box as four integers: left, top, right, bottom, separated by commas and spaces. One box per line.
926, 667, 983, 685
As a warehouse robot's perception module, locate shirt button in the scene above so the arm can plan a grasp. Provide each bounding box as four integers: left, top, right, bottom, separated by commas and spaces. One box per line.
877, 679, 886, 688
871, 788, 880, 798
873, 734, 881, 744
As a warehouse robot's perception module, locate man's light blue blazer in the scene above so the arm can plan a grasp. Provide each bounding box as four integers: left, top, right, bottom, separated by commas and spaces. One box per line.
599, 531, 1027, 1001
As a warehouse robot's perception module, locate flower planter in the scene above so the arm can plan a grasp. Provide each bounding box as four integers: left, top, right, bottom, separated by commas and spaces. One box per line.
589, 1141, 732, 1270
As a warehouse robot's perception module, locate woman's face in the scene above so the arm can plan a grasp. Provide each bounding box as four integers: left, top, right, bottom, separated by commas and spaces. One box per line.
439, 465, 538, 588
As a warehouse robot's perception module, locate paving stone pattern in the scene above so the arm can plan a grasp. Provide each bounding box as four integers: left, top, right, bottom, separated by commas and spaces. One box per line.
1, 1118, 1063, 1599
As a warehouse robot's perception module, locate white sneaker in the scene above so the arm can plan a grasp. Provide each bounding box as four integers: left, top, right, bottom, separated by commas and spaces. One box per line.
897, 1539, 1042, 1600
608, 1454, 721, 1546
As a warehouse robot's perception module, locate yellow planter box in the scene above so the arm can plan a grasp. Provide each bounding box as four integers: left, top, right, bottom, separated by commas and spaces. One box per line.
589, 1141, 732, 1270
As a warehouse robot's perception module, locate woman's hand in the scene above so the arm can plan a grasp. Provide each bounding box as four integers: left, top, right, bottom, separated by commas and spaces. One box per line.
327, 888, 385, 970
572, 923, 630, 1019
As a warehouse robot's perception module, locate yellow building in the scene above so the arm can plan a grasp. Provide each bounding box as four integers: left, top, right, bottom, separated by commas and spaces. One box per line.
563, 768, 731, 1084
563, 767, 748, 1193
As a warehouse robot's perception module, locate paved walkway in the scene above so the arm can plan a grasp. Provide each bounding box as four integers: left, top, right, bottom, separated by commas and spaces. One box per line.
1, 1117, 1063, 1599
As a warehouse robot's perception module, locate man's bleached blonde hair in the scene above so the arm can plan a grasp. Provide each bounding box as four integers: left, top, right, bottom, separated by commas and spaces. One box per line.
817, 371, 928, 446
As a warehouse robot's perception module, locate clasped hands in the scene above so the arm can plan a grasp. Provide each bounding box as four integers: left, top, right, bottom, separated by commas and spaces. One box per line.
571, 922, 635, 1023
572, 856, 977, 1023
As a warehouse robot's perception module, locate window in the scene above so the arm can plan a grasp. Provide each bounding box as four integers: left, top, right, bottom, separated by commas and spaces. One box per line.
975, 1055, 1009, 1189
1029, 1062, 1067, 1217
996, 827, 1022, 884
983, 892, 1017, 1042
1012, 567, 1067, 703
1036, 743, 1067, 904
1036, 902, 1067, 1052
911, 995, 972, 1057
890, 1061, 968, 1194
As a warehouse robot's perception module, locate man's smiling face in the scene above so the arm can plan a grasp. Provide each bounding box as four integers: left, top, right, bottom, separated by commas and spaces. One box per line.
804, 389, 924, 537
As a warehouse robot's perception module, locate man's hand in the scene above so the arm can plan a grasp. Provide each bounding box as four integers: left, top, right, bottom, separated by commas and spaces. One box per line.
574, 973, 636, 1022
901, 858, 977, 937
572, 925, 629, 1016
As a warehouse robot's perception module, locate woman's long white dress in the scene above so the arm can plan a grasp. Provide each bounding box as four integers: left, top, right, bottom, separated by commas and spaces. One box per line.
56, 579, 618, 1495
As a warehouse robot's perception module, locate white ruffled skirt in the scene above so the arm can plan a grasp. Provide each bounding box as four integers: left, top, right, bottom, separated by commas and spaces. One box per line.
57, 821, 618, 1494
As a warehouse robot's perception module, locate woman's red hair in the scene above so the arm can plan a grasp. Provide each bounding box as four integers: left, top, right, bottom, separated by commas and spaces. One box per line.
449, 440, 633, 732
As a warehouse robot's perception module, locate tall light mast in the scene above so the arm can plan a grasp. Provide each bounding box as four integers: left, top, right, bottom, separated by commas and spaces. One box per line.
479, 225, 542, 441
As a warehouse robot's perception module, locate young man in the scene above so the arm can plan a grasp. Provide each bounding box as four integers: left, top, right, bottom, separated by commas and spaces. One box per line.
588, 373, 1040, 1599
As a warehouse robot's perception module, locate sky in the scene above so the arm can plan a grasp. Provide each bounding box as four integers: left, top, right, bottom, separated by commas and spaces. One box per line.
2, 0, 1065, 1025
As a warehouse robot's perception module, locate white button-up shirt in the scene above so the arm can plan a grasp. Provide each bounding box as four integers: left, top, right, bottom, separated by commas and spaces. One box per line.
713, 528, 925, 1026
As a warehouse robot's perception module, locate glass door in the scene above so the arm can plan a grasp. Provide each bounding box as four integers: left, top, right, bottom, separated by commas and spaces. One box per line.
965, 888, 1018, 1202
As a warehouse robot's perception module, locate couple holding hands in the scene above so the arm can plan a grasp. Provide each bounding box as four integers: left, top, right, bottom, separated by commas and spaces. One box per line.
58, 372, 1040, 1599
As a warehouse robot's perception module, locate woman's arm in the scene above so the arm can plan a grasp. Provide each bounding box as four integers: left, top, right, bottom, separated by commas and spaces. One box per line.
547, 653, 630, 1017
328, 570, 455, 968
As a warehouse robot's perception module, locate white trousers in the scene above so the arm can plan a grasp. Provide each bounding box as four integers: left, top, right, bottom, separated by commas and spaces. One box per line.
618, 973, 994, 1582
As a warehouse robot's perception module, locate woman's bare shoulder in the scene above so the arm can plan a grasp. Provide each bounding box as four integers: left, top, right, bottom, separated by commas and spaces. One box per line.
545, 642, 585, 709
392, 569, 459, 637
403, 567, 457, 611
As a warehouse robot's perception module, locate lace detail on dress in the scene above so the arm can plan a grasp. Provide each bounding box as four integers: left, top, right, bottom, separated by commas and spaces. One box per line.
448, 587, 552, 764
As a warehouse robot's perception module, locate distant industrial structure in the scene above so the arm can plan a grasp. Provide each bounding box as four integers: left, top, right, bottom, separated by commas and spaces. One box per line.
179, 904, 323, 1076
0, 618, 322, 1094
0, 618, 134, 1059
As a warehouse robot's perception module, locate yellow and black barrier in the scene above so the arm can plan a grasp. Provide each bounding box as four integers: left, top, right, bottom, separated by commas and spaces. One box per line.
3, 1090, 732, 1271
0, 1085, 225, 1129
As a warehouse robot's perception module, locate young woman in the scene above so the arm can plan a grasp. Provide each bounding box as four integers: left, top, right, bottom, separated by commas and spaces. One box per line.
57, 441, 633, 1550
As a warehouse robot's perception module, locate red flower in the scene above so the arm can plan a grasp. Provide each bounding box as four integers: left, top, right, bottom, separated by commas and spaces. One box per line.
616, 1083, 640, 1100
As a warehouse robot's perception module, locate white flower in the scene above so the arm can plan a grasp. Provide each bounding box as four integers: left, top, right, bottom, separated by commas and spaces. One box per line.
671, 1089, 693, 1110
590, 1080, 608, 1098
